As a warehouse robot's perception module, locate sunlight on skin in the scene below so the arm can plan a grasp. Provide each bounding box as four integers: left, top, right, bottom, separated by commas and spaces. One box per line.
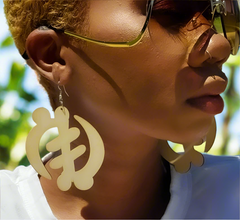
0, 0, 239, 156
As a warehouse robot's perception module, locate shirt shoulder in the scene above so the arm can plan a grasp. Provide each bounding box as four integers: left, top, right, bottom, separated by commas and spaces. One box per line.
186, 154, 240, 219
0, 166, 56, 219
0, 166, 33, 219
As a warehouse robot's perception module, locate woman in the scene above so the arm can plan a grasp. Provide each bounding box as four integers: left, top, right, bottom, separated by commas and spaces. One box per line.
1, 0, 240, 219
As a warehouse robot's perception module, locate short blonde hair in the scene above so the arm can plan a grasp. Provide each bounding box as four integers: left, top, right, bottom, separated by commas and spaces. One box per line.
4, 0, 88, 108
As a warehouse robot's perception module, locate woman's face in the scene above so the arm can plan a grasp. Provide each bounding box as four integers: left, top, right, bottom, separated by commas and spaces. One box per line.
66, 0, 231, 144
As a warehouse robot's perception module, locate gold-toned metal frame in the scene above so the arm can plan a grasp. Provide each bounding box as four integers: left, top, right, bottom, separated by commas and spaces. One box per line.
210, 0, 240, 55
64, 0, 155, 48
22, 0, 239, 59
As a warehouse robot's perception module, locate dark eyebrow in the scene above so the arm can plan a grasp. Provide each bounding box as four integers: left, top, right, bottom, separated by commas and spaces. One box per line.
153, 0, 210, 15
153, 0, 177, 11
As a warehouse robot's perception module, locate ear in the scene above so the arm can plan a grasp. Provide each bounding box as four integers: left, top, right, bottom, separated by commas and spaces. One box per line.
25, 27, 70, 85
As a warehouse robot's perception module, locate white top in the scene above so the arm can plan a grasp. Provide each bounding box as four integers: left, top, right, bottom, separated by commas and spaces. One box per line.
0, 154, 239, 219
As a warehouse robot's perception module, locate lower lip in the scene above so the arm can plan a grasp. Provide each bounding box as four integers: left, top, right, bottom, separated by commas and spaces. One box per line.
187, 95, 224, 114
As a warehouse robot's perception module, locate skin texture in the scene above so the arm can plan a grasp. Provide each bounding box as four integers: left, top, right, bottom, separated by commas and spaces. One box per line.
25, 0, 231, 219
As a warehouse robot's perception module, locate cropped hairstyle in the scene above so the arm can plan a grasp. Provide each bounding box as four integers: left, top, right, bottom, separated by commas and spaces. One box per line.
4, 0, 88, 108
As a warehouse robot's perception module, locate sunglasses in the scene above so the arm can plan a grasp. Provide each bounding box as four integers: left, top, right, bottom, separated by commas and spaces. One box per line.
210, 0, 239, 55
22, 0, 239, 59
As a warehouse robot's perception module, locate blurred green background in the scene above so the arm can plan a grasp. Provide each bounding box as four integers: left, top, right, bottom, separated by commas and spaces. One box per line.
0, 1, 240, 170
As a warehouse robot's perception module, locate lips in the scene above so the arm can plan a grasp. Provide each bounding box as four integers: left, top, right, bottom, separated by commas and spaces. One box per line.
187, 94, 224, 114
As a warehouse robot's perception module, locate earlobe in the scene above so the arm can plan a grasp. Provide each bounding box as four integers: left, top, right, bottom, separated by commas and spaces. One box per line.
25, 27, 67, 84
52, 62, 71, 86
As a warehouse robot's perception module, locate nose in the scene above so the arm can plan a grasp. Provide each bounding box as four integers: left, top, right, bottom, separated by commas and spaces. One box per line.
188, 28, 232, 68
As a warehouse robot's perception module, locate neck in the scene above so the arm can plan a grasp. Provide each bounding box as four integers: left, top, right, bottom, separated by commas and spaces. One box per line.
41, 131, 170, 219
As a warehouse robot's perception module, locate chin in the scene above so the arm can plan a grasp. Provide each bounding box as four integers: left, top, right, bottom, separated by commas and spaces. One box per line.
168, 120, 213, 146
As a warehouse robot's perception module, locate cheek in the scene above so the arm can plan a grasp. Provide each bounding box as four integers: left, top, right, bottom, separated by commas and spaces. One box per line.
83, 27, 188, 109
69, 21, 211, 142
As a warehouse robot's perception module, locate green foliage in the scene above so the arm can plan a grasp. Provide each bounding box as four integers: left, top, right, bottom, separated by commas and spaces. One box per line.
7, 62, 36, 102
0, 36, 14, 48
7, 62, 26, 91
0, 34, 240, 171
0, 35, 57, 170
0, 56, 35, 169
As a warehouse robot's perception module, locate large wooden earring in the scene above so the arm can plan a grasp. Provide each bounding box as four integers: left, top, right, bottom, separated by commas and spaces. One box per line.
159, 118, 216, 173
25, 85, 105, 191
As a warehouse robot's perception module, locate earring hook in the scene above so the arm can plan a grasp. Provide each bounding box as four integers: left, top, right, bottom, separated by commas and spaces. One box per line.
58, 82, 69, 113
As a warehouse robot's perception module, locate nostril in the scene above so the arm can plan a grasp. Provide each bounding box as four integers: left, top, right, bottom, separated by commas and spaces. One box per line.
203, 58, 226, 70
204, 49, 229, 65
188, 31, 231, 68
205, 50, 212, 60
205, 48, 231, 66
